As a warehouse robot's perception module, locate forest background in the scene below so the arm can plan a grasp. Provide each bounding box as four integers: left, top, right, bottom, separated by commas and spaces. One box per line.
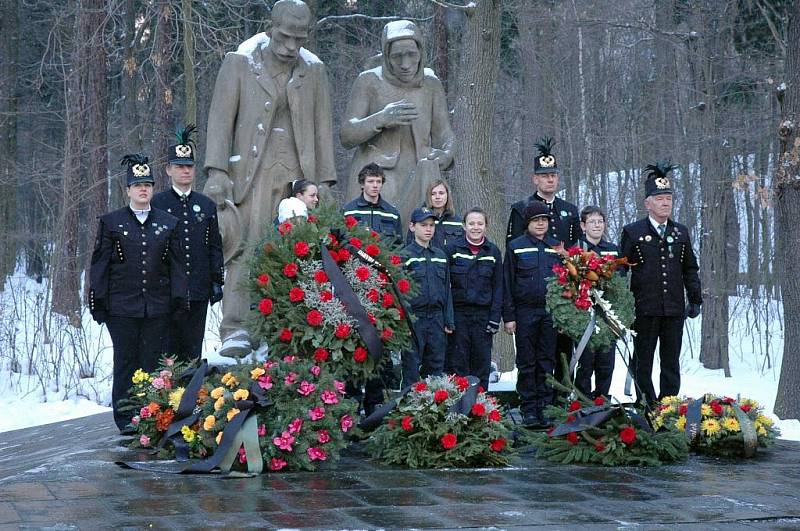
2, 0, 800, 419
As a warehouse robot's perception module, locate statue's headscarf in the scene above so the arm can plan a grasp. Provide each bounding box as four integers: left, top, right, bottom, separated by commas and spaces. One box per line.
381, 20, 425, 89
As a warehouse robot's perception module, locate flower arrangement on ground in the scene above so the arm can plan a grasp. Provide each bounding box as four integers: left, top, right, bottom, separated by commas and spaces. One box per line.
546, 247, 634, 352
651, 395, 780, 458
367, 375, 515, 468
249, 203, 414, 383
530, 379, 688, 466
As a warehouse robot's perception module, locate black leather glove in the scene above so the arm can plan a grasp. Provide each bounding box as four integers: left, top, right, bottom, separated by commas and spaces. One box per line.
91, 310, 107, 325
485, 321, 500, 335
210, 283, 223, 304
686, 303, 701, 319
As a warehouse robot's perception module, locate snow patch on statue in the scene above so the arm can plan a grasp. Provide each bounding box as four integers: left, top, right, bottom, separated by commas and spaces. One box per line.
234, 33, 322, 67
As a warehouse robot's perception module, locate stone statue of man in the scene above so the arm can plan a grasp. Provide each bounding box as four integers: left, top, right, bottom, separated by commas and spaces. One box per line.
341, 20, 456, 224
203, 0, 336, 357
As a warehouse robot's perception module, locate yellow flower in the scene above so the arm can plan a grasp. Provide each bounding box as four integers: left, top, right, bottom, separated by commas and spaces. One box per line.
757, 425, 767, 436
652, 416, 664, 430
233, 389, 249, 401
700, 404, 713, 417
250, 367, 265, 379
722, 417, 740, 432
756, 415, 773, 427
203, 415, 216, 431
660, 405, 675, 416
226, 408, 241, 421
701, 418, 721, 435
216, 431, 223, 445
132, 369, 151, 384
221, 372, 239, 388
214, 396, 225, 411
741, 398, 759, 409
674, 416, 686, 431
661, 396, 680, 406
181, 425, 197, 443
168, 387, 185, 409
210, 387, 225, 400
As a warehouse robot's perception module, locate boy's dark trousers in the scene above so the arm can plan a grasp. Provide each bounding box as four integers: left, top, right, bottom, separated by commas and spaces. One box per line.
402, 311, 446, 387
514, 310, 557, 418
447, 309, 493, 391
575, 344, 615, 398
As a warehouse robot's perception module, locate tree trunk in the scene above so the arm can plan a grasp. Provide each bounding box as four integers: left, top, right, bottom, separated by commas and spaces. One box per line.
0, 0, 20, 283
181, 0, 196, 127
432, 5, 449, 92
773, 0, 800, 420
150, 0, 174, 192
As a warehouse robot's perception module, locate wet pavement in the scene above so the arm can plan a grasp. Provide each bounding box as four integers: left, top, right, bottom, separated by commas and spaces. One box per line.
2, 412, 800, 529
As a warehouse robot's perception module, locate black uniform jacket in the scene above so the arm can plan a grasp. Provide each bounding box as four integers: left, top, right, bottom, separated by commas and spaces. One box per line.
405, 207, 464, 250
506, 192, 581, 247
444, 236, 503, 325
402, 240, 455, 329
503, 233, 563, 321
619, 218, 702, 317
342, 195, 403, 244
152, 189, 224, 301
89, 207, 188, 317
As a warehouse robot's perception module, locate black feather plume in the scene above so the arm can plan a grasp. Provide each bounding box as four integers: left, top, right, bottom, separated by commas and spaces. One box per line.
120, 153, 149, 167
175, 124, 197, 147
644, 160, 678, 178
534, 136, 555, 156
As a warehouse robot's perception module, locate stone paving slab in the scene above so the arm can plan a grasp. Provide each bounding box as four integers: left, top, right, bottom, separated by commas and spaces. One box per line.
2, 412, 800, 529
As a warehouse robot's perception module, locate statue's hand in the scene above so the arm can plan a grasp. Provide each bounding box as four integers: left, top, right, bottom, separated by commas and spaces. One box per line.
378, 100, 418, 129
427, 148, 451, 169
205, 169, 233, 208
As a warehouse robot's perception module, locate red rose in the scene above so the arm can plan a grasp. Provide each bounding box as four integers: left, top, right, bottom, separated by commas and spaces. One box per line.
619, 426, 637, 444
294, 241, 310, 258
337, 248, 351, 262
568, 400, 581, 412
366, 288, 380, 303
335, 323, 351, 339
440, 432, 457, 450
349, 237, 363, 249
380, 327, 393, 341
488, 410, 501, 422
279, 328, 293, 342
566, 432, 579, 445
344, 215, 358, 229
320, 290, 333, 302
390, 255, 402, 266
355, 266, 371, 282
283, 262, 299, 278
397, 279, 410, 294
289, 287, 305, 302
567, 246, 583, 257
710, 401, 723, 416
414, 382, 427, 392
314, 348, 329, 362
353, 347, 368, 363
306, 310, 323, 327
278, 221, 293, 235
679, 404, 688, 416
314, 270, 329, 284
258, 298, 273, 316
740, 404, 752, 413
454, 376, 470, 391
365, 244, 381, 257
381, 292, 395, 308
308, 215, 318, 223
401, 415, 414, 432
574, 297, 592, 311
256, 274, 269, 288
490, 438, 506, 452
471, 403, 486, 417
593, 396, 606, 406
434, 389, 449, 403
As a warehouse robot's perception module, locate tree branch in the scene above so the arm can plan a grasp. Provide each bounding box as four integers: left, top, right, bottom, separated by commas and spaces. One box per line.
427, 0, 476, 16
316, 13, 433, 27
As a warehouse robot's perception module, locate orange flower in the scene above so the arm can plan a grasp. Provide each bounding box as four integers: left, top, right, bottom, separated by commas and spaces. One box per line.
156, 408, 175, 431
147, 402, 161, 415
196, 387, 209, 405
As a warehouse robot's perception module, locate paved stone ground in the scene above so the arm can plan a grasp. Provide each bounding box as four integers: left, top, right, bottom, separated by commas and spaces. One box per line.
2, 413, 800, 530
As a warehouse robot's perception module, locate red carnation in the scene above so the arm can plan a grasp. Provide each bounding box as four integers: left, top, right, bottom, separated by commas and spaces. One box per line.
594, 396, 606, 406
567, 246, 583, 257
349, 237, 363, 249
396, 306, 405, 319
566, 432, 579, 445
710, 401, 723, 416
344, 215, 358, 229
401, 415, 414, 432
370, 230, 379, 239
566, 415, 576, 423
397, 279, 410, 294
289, 287, 305, 302
256, 274, 270, 288
314, 270, 329, 284
568, 400, 581, 412
314, 348, 329, 362
490, 438, 507, 452
258, 298, 273, 316
279, 328, 293, 342
367, 312, 377, 325
353, 347, 368, 363
278, 221, 293, 235
414, 382, 427, 392
454, 376, 470, 391
283, 262, 299, 278
294, 241, 310, 258
337, 248, 351, 262
679, 404, 688, 416
434, 389, 449, 403
381, 292, 395, 308
306, 310, 323, 327
328, 249, 339, 262
740, 404, 752, 413
308, 215, 318, 223
471, 403, 486, 417
380, 327, 393, 341
595, 442, 606, 452
722, 396, 734, 404
327, 233, 339, 248
320, 290, 333, 302
366, 288, 380, 303
355, 266, 371, 282
574, 297, 592, 311
391, 255, 402, 266
335, 323, 351, 339
365, 244, 381, 257
619, 426, 637, 444
440, 433, 457, 450
378, 272, 388, 285
488, 409, 501, 422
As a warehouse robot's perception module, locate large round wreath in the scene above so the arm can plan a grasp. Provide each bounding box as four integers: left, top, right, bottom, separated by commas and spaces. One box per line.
248, 204, 415, 383
546, 247, 634, 352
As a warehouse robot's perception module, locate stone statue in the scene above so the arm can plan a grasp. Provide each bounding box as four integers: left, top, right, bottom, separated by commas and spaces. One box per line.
203, 0, 336, 357
341, 20, 456, 225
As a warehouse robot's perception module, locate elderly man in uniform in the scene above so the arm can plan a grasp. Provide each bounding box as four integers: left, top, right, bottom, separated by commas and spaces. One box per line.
619, 161, 702, 407
152, 125, 224, 362
90, 154, 188, 433
203, 0, 336, 357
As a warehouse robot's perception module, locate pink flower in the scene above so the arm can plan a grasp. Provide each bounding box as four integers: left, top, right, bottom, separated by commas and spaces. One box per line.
164, 357, 175, 367
283, 355, 297, 363
139, 407, 152, 419
264, 360, 278, 370
151, 377, 165, 390
284, 372, 298, 385
288, 418, 303, 434
334, 380, 346, 394
309, 406, 326, 421
130, 416, 140, 426
139, 434, 150, 446
258, 375, 273, 390
269, 458, 287, 471
317, 430, 330, 443
272, 431, 295, 451
257, 424, 267, 437
340, 414, 354, 433
321, 390, 339, 405
238, 445, 247, 464
310, 365, 321, 377
307, 447, 328, 461
298, 381, 316, 396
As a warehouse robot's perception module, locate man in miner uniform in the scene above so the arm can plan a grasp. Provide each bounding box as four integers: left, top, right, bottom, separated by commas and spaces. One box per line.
152, 125, 224, 362
619, 161, 702, 407
90, 154, 188, 433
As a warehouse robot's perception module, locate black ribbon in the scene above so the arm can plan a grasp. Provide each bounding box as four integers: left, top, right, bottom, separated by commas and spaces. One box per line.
153, 360, 210, 461
549, 403, 653, 437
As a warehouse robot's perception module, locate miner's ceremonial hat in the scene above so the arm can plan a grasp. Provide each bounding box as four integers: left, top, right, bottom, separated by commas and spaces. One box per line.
644, 160, 678, 197
168, 124, 197, 165
533, 136, 559, 175
120, 153, 154, 186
